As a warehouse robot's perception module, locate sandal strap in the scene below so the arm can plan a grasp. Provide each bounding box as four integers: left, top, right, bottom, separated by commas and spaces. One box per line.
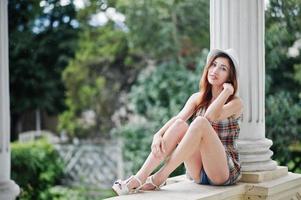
131, 175, 143, 187
145, 175, 162, 189
126, 175, 143, 192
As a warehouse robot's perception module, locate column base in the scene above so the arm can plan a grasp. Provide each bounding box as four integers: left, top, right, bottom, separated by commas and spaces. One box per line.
241, 160, 278, 171
0, 180, 20, 200
237, 138, 278, 171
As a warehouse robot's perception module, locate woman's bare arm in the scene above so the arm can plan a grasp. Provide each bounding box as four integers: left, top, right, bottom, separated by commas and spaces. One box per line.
204, 88, 243, 121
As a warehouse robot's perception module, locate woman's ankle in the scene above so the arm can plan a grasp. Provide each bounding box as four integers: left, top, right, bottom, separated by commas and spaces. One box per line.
126, 177, 139, 190
135, 172, 148, 184
126, 174, 146, 190
153, 173, 167, 186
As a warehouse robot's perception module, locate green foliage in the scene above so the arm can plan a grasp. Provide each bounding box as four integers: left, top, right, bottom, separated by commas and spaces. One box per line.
117, 0, 209, 66
265, 0, 301, 97
40, 186, 83, 200
130, 55, 205, 124
115, 122, 154, 174
39, 186, 115, 200
59, 0, 209, 138
266, 92, 301, 165
265, 0, 301, 167
11, 139, 64, 200
59, 24, 142, 138
9, 0, 79, 138
294, 63, 301, 98
9, 0, 78, 114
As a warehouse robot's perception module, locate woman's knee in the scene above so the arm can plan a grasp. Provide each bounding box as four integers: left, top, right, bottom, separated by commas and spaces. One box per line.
173, 118, 189, 131
191, 116, 210, 129
186, 171, 200, 183
210, 172, 229, 185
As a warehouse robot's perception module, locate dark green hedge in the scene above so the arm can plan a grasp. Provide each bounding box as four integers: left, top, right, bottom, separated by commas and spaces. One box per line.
11, 139, 64, 200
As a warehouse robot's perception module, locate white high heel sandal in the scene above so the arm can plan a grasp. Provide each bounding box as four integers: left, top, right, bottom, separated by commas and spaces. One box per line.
112, 175, 143, 196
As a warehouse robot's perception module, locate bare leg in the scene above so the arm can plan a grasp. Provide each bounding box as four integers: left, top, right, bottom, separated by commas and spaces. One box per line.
126, 119, 189, 189
150, 116, 229, 186
184, 148, 202, 182
139, 146, 203, 190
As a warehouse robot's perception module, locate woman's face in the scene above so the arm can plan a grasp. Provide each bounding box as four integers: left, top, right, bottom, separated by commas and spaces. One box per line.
207, 57, 231, 86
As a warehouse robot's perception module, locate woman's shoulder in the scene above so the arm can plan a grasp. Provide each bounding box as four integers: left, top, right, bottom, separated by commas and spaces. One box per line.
230, 96, 243, 107
191, 92, 201, 98
191, 92, 201, 105
232, 95, 243, 102
230, 96, 243, 119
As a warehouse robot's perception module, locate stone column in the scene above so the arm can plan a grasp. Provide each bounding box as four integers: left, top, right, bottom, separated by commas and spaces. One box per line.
0, 0, 20, 199
209, 0, 277, 171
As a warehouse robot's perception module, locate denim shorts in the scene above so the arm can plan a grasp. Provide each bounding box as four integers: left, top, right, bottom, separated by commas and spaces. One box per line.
199, 168, 231, 186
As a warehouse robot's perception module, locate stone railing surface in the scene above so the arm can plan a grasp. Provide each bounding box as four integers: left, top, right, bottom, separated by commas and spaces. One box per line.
106, 169, 301, 200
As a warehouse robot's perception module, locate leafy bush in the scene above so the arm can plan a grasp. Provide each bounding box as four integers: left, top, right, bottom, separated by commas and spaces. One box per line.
130, 53, 206, 124
11, 139, 64, 200
266, 92, 301, 165
114, 122, 154, 175
40, 186, 115, 200
40, 186, 81, 200
59, 24, 143, 138
115, 51, 207, 177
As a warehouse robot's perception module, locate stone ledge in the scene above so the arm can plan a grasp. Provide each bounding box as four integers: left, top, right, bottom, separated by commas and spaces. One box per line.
240, 166, 288, 183
245, 172, 301, 198
106, 172, 301, 200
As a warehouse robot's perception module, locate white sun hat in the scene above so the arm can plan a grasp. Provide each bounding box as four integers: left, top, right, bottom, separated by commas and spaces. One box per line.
206, 48, 239, 74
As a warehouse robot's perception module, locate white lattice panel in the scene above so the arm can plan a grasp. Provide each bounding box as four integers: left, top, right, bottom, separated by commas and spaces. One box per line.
55, 139, 123, 188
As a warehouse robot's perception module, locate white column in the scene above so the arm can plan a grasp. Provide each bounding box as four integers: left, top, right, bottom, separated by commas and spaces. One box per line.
210, 0, 277, 171
0, 0, 20, 199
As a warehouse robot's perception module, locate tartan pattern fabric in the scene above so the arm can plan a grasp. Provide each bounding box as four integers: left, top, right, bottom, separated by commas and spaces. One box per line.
195, 108, 242, 185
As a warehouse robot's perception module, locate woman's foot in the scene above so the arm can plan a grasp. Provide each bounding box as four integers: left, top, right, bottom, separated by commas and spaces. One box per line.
141, 174, 167, 191
112, 175, 144, 195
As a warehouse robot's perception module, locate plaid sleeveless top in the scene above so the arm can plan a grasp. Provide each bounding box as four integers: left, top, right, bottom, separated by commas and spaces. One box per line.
195, 107, 242, 184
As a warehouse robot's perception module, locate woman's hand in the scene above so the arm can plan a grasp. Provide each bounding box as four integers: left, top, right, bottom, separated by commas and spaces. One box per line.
151, 134, 166, 159
223, 83, 234, 95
